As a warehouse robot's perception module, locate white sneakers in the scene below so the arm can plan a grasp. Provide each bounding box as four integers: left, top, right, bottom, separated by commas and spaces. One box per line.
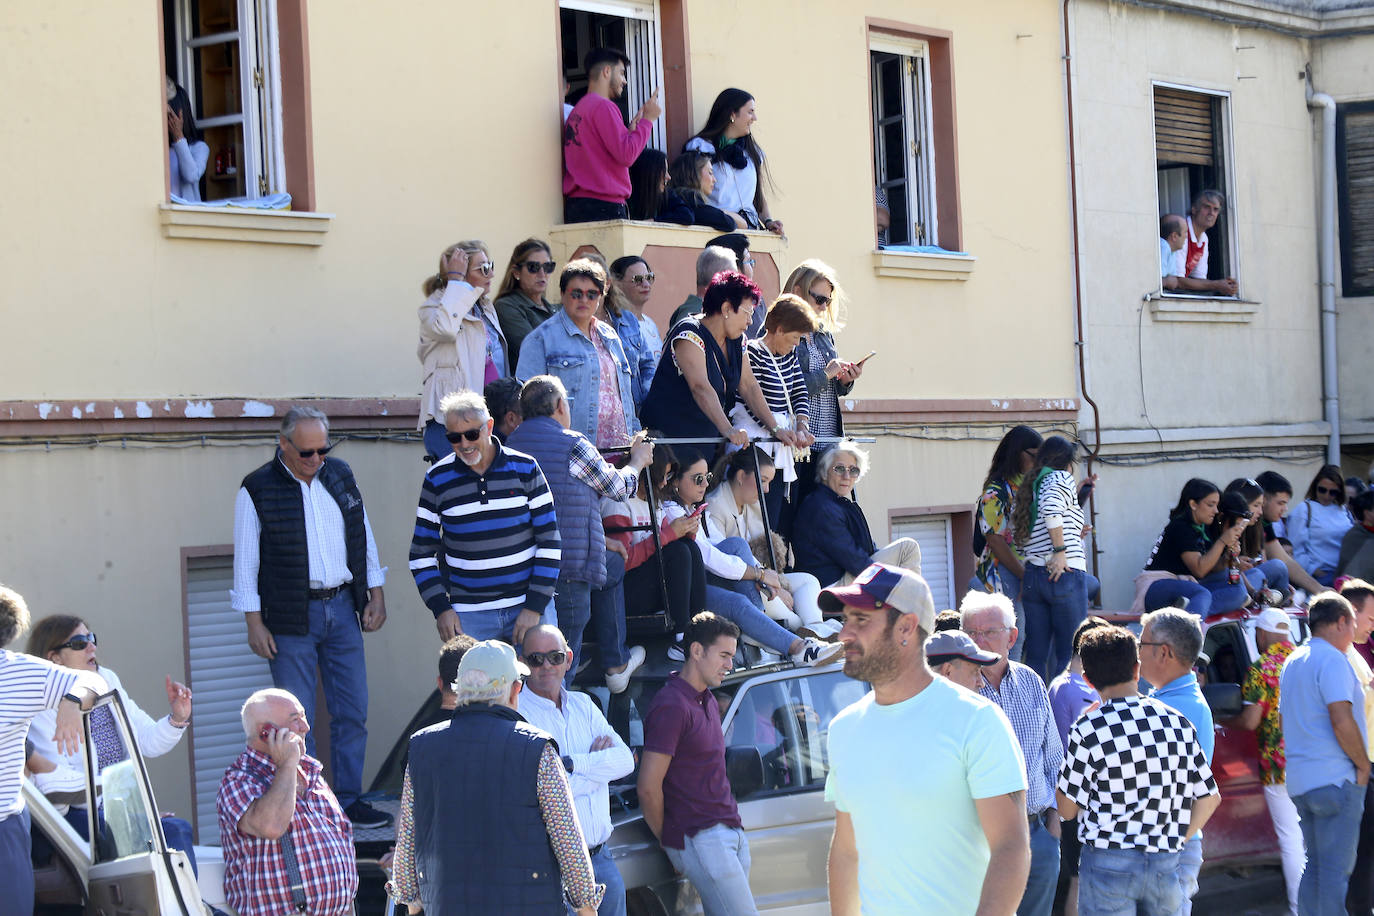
606, 645, 647, 694
790, 637, 844, 668
798, 619, 844, 642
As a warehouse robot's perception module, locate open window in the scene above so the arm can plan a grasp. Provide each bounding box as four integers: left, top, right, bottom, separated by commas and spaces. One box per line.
1153, 84, 1235, 289
870, 36, 938, 248
1338, 101, 1374, 298
559, 0, 666, 153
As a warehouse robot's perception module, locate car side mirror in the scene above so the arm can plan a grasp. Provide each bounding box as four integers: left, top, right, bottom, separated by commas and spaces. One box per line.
725, 745, 764, 799
1202, 682, 1243, 719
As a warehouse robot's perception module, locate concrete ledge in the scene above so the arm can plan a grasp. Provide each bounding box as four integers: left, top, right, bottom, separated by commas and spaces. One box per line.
545, 220, 787, 267
870, 249, 976, 281
1149, 294, 1260, 323
159, 204, 333, 246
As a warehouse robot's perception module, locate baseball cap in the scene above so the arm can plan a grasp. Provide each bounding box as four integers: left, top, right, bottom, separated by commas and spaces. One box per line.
453, 639, 530, 693
819, 563, 935, 634
1255, 607, 1293, 636
925, 630, 1000, 666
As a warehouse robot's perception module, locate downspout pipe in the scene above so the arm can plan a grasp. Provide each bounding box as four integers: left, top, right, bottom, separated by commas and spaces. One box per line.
1307, 86, 1340, 465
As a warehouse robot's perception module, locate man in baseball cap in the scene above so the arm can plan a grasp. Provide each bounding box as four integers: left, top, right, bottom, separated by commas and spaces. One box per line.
925, 629, 1000, 691
823, 563, 1030, 915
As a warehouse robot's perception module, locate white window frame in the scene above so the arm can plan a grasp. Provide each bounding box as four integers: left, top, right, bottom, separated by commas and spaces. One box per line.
1149, 80, 1239, 292
560, 0, 666, 152
870, 34, 938, 247
170, 0, 285, 199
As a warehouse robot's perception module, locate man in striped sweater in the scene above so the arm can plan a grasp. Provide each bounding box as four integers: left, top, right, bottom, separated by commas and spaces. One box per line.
410, 390, 562, 646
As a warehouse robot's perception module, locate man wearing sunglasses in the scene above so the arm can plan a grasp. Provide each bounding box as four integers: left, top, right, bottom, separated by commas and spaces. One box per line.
518, 625, 633, 916
508, 376, 652, 695
233, 405, 391, 830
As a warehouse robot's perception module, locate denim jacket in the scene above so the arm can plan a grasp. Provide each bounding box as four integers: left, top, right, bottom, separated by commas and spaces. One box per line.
515, 307, 641, 441
608, 307, 656, 411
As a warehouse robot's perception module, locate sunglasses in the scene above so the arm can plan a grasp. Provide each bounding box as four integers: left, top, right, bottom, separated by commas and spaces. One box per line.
524, 650, 568, 667
472, 261, 495, 277
628, 272, 656, 285
56, 632, 97, 652
686, 472, 712, 485
567, 289, 602, 302
522, 260, 557, 275
289, 441, 333, 459
830, 464, 861, 478
1316, 485, 1340, 497
446, 427, 485, 443
810, 291, 832, 308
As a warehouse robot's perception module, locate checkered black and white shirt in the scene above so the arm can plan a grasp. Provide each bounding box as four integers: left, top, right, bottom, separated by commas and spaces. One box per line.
1058, 694, 1217, 853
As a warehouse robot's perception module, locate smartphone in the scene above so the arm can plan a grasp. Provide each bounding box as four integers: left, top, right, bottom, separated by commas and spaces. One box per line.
855, 350, 877, 366
689, 503, 707, 518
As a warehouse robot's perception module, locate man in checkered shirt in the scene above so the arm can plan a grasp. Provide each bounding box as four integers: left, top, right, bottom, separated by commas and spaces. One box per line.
1056, 626, 1220, 916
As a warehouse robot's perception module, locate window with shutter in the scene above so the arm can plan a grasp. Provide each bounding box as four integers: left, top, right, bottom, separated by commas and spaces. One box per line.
1338, 102, 1374, 298
183, 553, 272, 844
1153, 84, 1234, 286
889, 515, 955, 610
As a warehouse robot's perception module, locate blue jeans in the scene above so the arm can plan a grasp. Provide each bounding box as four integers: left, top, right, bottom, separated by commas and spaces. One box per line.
554, 577, 592, 688
457, 603, 557, 644
1021, 564, 1088, 682
1292, 780, 1365, 916
1174, 833, 1202, 915
592, 843, 626, 916
0, 809, 33, 916
1019, 816, 1060, 916
590, 551, 630, 672
1144, 578, 1213, 616
1077, 845, 1182, 916
1197, 567, 1256, 614
705, 537, 795, 657
1254, 557, 1290, 592
665, 823, 759, 916
422, 418, 450, 463
268, 591, 368, 807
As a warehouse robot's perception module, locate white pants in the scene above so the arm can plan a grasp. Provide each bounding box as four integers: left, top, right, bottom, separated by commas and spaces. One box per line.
1265, 782, 1304, 915
835, 538, 923, 586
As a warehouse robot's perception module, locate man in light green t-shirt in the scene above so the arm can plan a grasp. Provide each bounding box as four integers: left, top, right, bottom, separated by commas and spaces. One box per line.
821, 563, 1030, 916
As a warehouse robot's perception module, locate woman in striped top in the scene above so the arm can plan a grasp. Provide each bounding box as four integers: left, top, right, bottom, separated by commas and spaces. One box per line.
730, 295, 818, 528
1012, 435, 1090, 680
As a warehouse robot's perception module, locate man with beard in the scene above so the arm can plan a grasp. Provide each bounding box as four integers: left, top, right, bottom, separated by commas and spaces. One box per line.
823, 563, 1030, 916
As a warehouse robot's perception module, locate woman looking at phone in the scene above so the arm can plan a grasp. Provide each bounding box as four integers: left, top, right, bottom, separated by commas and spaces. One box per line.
1139, 479, 1252, 616
1286, 464, 1354, 587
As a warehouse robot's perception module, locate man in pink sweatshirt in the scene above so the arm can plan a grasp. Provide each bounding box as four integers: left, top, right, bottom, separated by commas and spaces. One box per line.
563, 47, 662, 224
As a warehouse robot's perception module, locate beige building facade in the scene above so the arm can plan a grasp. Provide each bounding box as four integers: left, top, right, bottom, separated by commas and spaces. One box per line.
1, 0, 1079, 836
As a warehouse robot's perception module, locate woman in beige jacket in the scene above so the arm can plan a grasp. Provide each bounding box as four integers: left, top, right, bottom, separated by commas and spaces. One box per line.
417, 240, 510, 460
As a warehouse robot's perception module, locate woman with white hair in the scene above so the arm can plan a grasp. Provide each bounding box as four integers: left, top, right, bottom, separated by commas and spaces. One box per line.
790, 441, 921, 586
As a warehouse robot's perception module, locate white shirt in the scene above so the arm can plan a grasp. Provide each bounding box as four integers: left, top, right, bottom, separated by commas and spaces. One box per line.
231, 457, 387, 613
1160, 238, 1183, 279
661, 500, 753, 580
518, 685, 633, 846
28, 666, 185, 812
1, 651, 106, 817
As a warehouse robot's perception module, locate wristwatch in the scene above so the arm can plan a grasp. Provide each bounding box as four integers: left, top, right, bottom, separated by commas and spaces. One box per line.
61, 692, 84, 707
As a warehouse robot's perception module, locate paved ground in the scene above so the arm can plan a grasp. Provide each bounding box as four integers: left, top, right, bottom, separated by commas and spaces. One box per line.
1193, 865, 1288, 915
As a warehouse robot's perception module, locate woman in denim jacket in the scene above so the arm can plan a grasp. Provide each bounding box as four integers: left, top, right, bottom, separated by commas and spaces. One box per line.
515, 259, 640, 448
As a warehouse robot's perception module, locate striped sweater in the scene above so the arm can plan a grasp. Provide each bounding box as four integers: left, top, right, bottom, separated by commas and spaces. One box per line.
744, 339, 810, 428
1022, 469, 1087, 571
409, 446, 561, 617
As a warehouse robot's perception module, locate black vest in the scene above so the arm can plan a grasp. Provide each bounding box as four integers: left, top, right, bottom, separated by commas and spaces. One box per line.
408, 703, 564, 913
241, 454, 369, 635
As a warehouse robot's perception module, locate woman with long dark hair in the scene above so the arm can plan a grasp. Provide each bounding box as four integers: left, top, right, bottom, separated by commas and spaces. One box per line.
493, 238, 556, 367
659, 150, 742, 231
1221, 477, 1291, 599
627, 148, 668, 221
1286, 463, 1354, 586
1011, 435, 1089, 680
972, 425, 1044, 658
165, 77, 208, 202
684, 88, 783, 234
1139, 478, 1251, 617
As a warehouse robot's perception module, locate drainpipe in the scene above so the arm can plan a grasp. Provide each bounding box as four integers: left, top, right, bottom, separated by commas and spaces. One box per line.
1307, 85, 1340, 465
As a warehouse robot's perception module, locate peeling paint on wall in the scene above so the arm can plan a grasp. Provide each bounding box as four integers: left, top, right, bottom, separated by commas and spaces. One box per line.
184, 401, 215, 418
241, 401, 275, 418
135, 402, 153, 419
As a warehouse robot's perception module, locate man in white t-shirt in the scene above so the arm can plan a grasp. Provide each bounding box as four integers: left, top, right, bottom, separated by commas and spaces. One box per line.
1159, 214, 1186, 290
823, 563, 1030, 916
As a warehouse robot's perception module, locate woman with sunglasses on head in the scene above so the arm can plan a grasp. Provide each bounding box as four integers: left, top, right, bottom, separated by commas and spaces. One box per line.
494, 238, 558, 368
417, 239, 510, 461
1287, 464, 1355, 587
515, 259, 638, 448
25, 616, 199, 876
791, 440, 922, 588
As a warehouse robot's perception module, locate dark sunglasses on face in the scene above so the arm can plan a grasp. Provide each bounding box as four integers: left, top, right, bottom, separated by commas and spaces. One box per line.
810, 291, 832, 308
522, 260, 557, 275
57, 632, 97, 652
567, 289, 602, 302
629, 272, 655, 284
289, 441, 333, 458
524, 650, 568, 667
687, 472, 711, 486
446, 428, 484, 443
1317, 485, 1340, 497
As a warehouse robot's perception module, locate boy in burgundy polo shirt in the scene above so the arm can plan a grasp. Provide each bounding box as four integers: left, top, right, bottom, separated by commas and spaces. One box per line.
638, 612, 757, 915
562, 47, 661, 224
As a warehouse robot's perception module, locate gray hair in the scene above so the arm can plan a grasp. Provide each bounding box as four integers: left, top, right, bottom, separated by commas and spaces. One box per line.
959, 591, 1015, 629
520, 376, 566, 420
1140, 608, 1204, 665
0, 584, 31, 648
1191, 189, 1225, 211
696, 246, 737, 289
452, 670, 514, 707
240, 688, 301, 738
439, 390, 490, 425
815, 440, 870, 483
280, 405, 329, 439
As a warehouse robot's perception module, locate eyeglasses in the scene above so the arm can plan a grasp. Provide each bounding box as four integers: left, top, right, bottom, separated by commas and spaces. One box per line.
522, 260, 556, 275
524, 650, 568, 667
288, 440, 333, 459
965, 626, 1007, 640
567, 289, 602, 302
809, 291, 832, 308
445, 427, 485, 443
56, 632, 97, 652
830, 464, 861, 478
1138, 640, 1170, 654
743, 258, 757, 268
1317, 485, 1340, 497
471, 261, 495, 277
687, 472, 712, 485
628, 272, 656, 285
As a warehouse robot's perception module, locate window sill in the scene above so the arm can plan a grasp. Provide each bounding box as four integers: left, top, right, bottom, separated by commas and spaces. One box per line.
871, 249, 976, 281
545, 220, 787, 265
1148, 292, 1259, 324
158, 204, 333, 246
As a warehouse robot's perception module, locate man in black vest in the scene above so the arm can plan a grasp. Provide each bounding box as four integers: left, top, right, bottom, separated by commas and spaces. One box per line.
385, 639, 603, 914
232, 405, 392, 829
